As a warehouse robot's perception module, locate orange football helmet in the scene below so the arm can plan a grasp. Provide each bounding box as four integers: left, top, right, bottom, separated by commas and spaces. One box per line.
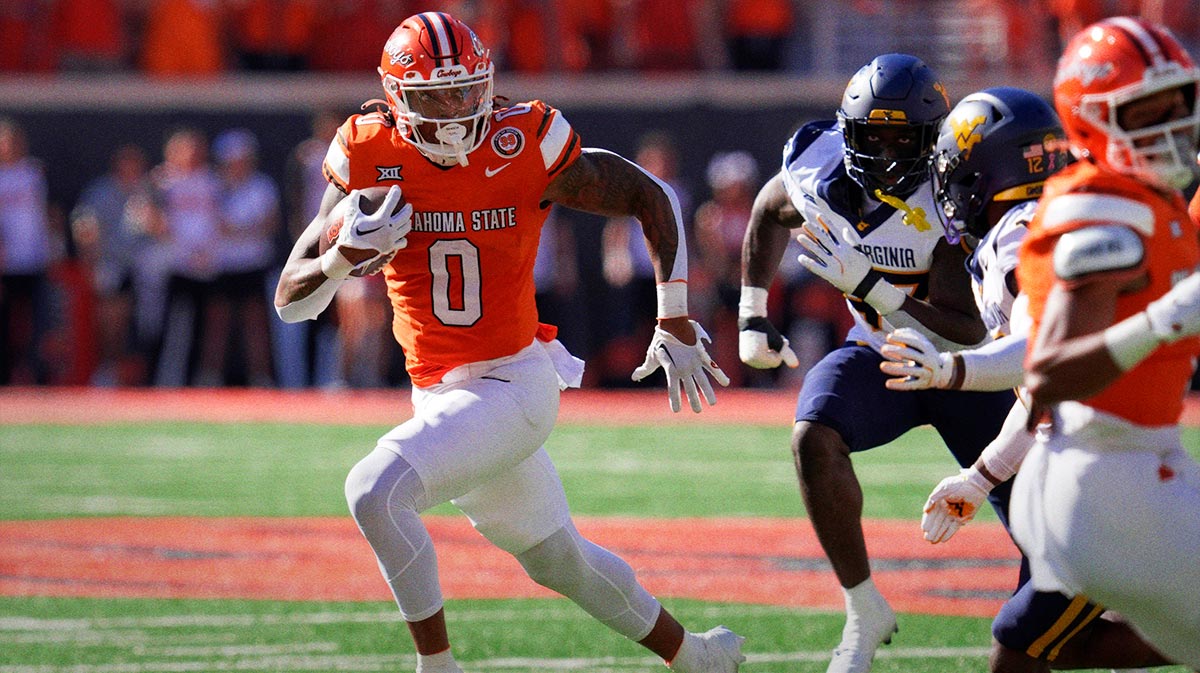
379, 12, 494, 165
1053, 16, 1200, 189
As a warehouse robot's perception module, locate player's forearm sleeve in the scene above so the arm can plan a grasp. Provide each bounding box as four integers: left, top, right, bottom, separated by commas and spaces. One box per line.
275, 277, 343, 323
976, 401, 1032, 485
958, 335, 1027, 391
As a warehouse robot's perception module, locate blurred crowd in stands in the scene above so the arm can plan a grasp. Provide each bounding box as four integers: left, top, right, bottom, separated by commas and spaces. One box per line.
0, 0, 799, 75
2, 0, 1199, 389
2, 1, 1196, 78
0, 113, 851, 389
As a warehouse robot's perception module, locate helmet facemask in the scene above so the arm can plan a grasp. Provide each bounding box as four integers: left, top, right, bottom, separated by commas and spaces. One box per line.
382, 65, 494, 166
932, 150, 987, 242
840, 113, 941, 199
1081, 75, 1200, 190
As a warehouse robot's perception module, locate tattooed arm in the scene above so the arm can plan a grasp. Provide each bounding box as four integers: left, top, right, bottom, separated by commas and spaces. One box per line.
545, 148, 730, 412
543, 148, 686, 294
543, 148, 694, 339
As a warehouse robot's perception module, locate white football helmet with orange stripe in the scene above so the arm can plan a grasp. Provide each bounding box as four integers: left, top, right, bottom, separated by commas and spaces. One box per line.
1053, 16, 1200, 189
379, 12, 494, 166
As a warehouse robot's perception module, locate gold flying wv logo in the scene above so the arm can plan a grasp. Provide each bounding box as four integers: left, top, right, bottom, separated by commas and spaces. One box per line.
951, 115, 986, 158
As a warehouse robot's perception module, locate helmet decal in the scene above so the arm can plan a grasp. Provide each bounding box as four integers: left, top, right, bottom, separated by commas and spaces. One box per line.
1053, 16, 1200, 189
378, 12, 496, 166
933, 87, 1070, 240
951, 115, 987, 157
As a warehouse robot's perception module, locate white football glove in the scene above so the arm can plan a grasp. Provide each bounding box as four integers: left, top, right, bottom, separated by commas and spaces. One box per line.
336, 185, 413, 255
632, 320, 730, 413
1145, 270, 1200, 343
879, 327, 959, 390
738, 316, 799, 369
795, 220, 906, 314
796, 220, 872, 294
921, 467, 992, 544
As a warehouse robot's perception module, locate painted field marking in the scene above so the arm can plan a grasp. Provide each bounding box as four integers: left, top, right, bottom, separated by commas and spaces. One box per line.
0, 516, 1020, 617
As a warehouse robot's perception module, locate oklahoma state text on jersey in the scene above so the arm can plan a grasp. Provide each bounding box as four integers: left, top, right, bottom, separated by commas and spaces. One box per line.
323, 100, 582, 386
1018, 161, 1200, 426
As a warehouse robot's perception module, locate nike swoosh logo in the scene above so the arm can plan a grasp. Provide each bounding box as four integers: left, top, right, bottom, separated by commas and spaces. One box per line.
354, 224, 384, 235
484, 164, 511, 177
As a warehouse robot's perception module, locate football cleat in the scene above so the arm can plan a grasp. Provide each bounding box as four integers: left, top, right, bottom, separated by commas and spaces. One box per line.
669, 625, 746, 673
827, 598, 898, 673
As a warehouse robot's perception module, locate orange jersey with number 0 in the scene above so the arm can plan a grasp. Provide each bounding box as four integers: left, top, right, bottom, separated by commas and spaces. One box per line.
323, 100, 582, 386
1018, 161, 1200, 426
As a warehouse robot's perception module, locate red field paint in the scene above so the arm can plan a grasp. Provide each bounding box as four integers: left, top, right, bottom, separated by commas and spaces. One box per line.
3, 388, 1195, 618
0, 516, 1019, 617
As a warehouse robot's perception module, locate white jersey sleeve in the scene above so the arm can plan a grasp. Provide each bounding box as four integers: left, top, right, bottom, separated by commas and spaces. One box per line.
969, 200, 1033, 337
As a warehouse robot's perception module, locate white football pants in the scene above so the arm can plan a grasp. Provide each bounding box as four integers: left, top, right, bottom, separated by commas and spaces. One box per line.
344, 341, 661, 640
1011, 402, 1200, 668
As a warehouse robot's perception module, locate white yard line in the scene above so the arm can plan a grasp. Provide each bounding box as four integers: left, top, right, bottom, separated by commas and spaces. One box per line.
0, 605, 989, 672
0, 647, 994, 673
0, 604, 807, 635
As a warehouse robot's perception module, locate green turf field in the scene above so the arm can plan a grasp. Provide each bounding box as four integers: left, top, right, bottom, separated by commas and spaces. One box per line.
1, 422, 1195, 672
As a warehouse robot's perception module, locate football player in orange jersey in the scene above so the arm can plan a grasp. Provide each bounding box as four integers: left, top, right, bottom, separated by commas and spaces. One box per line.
273, 11, 741, 673
1192, 165, 1200, 222
1011, 16, 1200, 669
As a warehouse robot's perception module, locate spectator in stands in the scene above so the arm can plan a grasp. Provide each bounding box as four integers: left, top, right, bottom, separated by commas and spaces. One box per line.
69, 143, 152, 386
560, 0, 617, 71
614, 0, 725, 71
0, 3, 55, 73
534, 207, 584, 357
722, 0, 794, 70
230, 0, 318, 71
279, 109, 347, 387
149, 126, 224, 386
197, 128, 278, 387
307, 1, 408, 72
694, 151, 759, 384
333, 274, 393, 389
139, 0, 226, 77
600, 130, 692, 384
0, 117, 56, 385
1047, 0, 1135, 47
52, 0, 126, 71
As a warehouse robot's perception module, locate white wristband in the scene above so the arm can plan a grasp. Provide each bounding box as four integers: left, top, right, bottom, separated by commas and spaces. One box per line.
1103, 311, 1160, 371
738, 286, 769, 319
864, 281, 906, 315
963, 465, 994, 493
320, 249, 356, 280
656, 281, 688, 318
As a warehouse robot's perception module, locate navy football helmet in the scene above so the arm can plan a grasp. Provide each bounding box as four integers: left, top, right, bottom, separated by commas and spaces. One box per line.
838, 53, 951, 198
933, 87, 1070, 240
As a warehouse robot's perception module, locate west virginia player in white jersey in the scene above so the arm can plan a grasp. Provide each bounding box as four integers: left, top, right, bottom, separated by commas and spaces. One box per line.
274, 12, 740, 673
880, 87, 1175, 672
738, 54, 1017, 673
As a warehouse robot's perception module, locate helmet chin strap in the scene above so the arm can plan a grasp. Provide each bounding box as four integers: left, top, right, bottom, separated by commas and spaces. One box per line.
436, 123, 471, 166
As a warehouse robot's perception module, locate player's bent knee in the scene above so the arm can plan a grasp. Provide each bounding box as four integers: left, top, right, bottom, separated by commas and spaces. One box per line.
515, 526, 587, 590
344, 448, 425, 525
515, 525, 635, 594
792, 421, 848, 467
